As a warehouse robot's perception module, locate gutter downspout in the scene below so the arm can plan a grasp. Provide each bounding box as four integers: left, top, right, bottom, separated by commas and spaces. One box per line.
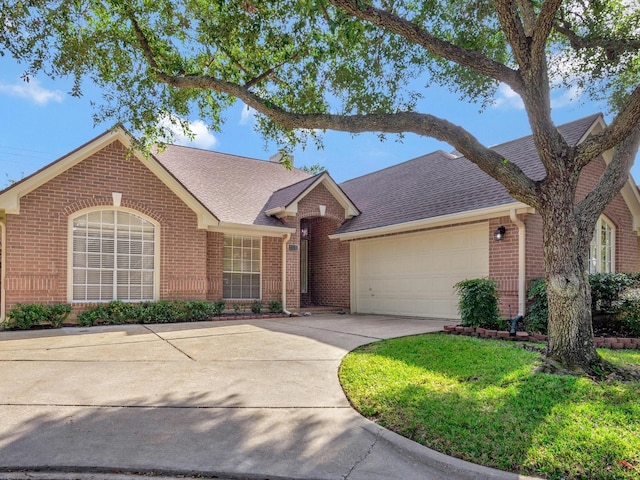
282, 233, 291, 316
0, 218, 5, 322
510, 209, 526, 317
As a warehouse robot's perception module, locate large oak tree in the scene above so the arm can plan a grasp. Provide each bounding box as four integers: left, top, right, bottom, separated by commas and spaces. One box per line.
2, 0, 640, 374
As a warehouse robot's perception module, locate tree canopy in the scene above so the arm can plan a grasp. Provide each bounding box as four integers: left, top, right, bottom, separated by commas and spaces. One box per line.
2, 0, 640, 373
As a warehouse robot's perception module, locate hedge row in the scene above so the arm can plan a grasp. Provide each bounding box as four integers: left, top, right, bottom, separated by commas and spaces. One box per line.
3, 299, 284, 330
456, 273, 640, 336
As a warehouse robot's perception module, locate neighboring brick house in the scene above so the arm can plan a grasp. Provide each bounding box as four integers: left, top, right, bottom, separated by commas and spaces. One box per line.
0, 113, 638, 321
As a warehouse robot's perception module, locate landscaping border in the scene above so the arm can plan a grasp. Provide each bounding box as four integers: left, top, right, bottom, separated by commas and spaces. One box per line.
442, 325, 640, 350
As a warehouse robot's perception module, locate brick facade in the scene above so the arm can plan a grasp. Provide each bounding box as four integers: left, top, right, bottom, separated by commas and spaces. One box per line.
488, 155, 639, 316
282, 181, 351, 310
0, 140, 294, 317
1, 136, 638, 323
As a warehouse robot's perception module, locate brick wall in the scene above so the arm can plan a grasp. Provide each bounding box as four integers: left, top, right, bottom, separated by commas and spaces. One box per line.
489, 216, 520, 316
488, 154, 639, 317
298, 182, 350, 309
4, 140, 208, 312
302, 217, 350, 308
576, 156, 638, 273
261, 235, 283, 303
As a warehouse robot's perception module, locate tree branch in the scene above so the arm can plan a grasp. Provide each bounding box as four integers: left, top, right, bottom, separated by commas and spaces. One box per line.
531, 0, 563, 62
158, 71, 539, 205
516, 0, 537, 37
328, 0, 523, 92
575, 85, 640, 167
576, 122, 640, 232
554, 21, 640, 58
493, 0, 530, 69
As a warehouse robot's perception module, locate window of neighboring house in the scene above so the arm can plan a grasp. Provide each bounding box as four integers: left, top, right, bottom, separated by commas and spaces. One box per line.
223, 235, 261, 299
71, 209, 157, 302
589, 215, 615, 274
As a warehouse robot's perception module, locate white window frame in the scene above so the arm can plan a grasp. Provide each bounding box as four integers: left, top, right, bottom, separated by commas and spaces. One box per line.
223, 235, 261, 300
68, 207, 160, 303
589, 215, 615, 274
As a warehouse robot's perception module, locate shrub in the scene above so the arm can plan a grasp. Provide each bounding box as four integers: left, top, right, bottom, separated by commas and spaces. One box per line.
618, 288, 640, 336
77, 299, 229, 326
590, 272, 638, 315
6, 303, 71, 330
213, 300, 226, 316
454, 278, 500, 328
77, 301, 137, 326
251, 300, 262, 314
526, 278, 548, 334
48, 304, 72, 327
525, 273, 640, 335
268, 300, 282, 313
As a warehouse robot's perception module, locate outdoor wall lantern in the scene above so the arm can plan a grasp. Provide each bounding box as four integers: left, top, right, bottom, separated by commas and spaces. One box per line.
494, 226, 506, 241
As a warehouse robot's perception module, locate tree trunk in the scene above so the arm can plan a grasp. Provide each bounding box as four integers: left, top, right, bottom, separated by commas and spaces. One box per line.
543, 209, 600, 373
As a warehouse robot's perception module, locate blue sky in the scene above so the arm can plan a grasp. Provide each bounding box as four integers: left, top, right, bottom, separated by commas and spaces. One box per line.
1, 56, 638, 188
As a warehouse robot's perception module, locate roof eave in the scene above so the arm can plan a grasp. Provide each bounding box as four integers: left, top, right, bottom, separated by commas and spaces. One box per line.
329, 203, 534, 241
208, 221, 295, 237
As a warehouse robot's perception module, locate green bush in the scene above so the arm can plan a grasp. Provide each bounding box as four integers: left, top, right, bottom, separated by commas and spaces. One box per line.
251, 300, 262, 314
526, 273, 640, 335
590, 272, 640, 315
454, 278, 500, 328
618, 288, 640, 336
6, 303, 71, 330
268, 300, 282, 313
526, 278, 548, 334
77, 299, 229, 327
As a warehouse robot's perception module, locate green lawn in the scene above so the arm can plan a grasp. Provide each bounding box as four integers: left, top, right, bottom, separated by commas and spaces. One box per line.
339, 334, 640, 480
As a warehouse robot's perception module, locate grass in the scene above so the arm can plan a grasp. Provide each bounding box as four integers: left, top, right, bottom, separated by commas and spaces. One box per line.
338, 334, 640, 480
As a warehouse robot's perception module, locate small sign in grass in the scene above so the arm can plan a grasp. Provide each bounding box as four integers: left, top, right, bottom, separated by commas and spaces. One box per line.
339, 334, 640, 480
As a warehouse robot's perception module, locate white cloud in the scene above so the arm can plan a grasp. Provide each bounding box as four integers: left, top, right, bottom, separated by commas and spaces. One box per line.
492, 84, 525, 110
240, 104, 257, 125
159, 115, 218, 149
551, 85, 583, 109
0, 78, 64, 105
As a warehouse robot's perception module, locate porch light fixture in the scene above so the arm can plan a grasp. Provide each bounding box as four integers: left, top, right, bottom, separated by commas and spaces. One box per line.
494, 226, 506, 241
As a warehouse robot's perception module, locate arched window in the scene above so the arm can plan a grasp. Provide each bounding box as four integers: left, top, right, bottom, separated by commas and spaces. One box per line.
589, 215, 615, 274
70, 209, 158, 302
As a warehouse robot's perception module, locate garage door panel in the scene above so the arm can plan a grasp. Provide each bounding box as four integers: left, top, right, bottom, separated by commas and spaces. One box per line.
354, 223, 489, 319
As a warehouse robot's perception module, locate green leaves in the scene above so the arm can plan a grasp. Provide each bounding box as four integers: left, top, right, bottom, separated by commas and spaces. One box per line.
0, 0, 638, 148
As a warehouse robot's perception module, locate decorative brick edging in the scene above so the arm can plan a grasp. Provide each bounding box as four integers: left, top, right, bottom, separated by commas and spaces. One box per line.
443, 325, 640, 350
211, 313, 289, 321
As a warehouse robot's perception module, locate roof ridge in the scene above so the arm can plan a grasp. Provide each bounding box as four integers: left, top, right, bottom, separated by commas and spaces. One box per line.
487, 113, 602, 150
162, 143, 309, 174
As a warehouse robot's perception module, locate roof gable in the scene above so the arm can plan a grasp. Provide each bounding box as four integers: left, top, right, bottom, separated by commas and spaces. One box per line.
264, 171, 360, 220
0, 127, 219, 229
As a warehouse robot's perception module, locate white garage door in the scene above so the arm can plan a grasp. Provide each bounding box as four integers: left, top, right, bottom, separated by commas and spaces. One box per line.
352, 223, 489, 319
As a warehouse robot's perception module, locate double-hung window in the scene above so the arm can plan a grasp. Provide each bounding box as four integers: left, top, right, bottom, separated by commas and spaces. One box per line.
589, 215, 615, 274
71, 209, 157, 302
223, 235, 261, 299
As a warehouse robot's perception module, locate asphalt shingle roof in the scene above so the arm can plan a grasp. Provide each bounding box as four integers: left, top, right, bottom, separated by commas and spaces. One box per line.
263, 173, 326, 212
336, 114, 601, 235
154, 146, 311, 227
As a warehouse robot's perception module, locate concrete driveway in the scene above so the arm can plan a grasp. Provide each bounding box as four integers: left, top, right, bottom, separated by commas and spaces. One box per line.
0, 314, 533, 480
